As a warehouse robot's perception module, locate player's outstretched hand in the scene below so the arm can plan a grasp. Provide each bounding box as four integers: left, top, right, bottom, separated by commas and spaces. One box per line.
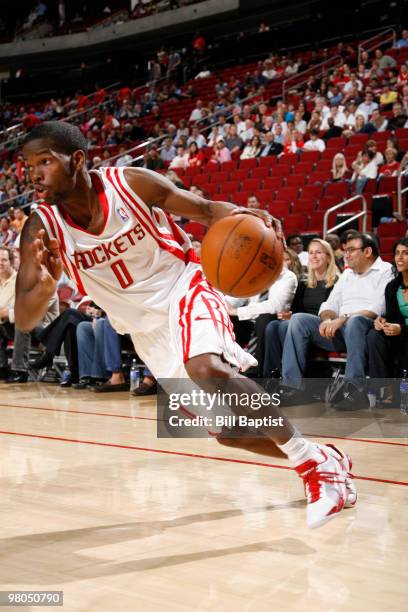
32, 229, 63, 287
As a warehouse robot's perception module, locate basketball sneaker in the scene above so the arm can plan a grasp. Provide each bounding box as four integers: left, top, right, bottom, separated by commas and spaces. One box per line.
325, 443, 357, 508
295, 444, 351, 528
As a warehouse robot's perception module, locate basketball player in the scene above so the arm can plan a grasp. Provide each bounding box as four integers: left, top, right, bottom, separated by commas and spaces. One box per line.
17, 122, 356, 528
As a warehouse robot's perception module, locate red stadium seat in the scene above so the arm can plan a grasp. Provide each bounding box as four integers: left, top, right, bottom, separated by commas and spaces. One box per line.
285, 174, 306, 187
377, 221, 407, 238
324, 181, 350, 199
183, 222, 206, 241
242, 178, 261, 192
239, 158, 257, 170
377, 176, 398, 194
301, 184, 324, 200
277, 186, 300, 202
264, 177, 284, 190
292, 199, 316, 214
251, 167, 270, 179
300, 151, 321, 164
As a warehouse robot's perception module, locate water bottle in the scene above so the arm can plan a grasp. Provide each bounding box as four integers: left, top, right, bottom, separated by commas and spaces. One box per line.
130, 359, 140, 392
400, 369, 408, 415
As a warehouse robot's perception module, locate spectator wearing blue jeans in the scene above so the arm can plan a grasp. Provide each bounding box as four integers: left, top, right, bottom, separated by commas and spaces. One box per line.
280, 233, 394, 410
263, 238, 338, 377
75, 316, 129, 392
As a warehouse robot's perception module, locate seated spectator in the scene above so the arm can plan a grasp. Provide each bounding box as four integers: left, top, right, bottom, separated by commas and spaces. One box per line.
386, 136, 405, 162
294, 110, 307, 135
379, 148, 400, 176
187, 142, 204, 168
260, 132, 283, 156
323, 117, 343, 141
10, 208, 28, 235
353, 114, 367, 134
0, 247, 16, 379
286, 234, 308, 267
211, 139, 232, 164
364, 140, 384, 166
326, 233, 345, 271
246, 195, 261, 209
74, 317, 129, 392
394, 29, 408, 48
367, 238, 408, 402
189, 100, 205, 123
375, 48, 397, 70
32, 302, 98, 386
0, 218, 15, 247
398, 64, 408, 86
283, 248, 303, 281
280, 233, 393, 409
351, 150, 378, 193
379, 84, 398, 110
365, 108, 388, 133
187, 126, 206, 149
283, 130, 304, 155
143, 145, 164, 171
160, 137, 176, 163
115, 146, 133, 167
240, 135, 262, 159
263, 238, 338, 376
303, 128, 325, 152
331, 153, 350, 182
357, 92, 378, 120
227, 264, 298, 375
169, 145, 189, 169
224, 124, 243, 154
388, 102, 407, 130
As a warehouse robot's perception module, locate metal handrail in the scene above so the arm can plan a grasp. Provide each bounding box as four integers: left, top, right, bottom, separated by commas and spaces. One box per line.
0, 189, 35, 208
397, 153, 408, 217
358, 28, 396, 64
323, 194, 367, 236
282, 55, 343, 101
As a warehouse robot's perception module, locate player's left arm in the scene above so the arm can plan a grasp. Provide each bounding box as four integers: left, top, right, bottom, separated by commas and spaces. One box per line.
124, 167, 276, 229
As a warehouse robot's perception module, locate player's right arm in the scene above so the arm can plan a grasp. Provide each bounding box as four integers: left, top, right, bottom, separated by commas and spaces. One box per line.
15, 213, 63, 332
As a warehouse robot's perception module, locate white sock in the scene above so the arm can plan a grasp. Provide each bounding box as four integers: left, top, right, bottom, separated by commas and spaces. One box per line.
278, 435, 318, 465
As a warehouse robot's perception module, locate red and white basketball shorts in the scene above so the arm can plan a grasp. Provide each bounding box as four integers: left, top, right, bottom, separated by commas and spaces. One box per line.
131, 266, 257, 379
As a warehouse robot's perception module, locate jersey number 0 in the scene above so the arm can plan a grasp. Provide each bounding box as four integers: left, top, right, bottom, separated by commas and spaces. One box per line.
111, 259, 133, 288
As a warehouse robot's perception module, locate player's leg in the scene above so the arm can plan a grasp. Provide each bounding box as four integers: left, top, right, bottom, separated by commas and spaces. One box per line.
184, 352, 353, 528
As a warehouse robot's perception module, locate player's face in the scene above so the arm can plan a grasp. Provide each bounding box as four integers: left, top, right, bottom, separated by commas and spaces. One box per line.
23, 138, 77, 206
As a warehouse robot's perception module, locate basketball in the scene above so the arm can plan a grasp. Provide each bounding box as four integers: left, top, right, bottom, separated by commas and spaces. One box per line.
201, 214, 284, 297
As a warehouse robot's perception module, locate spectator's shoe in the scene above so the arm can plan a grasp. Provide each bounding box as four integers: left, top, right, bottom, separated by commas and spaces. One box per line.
0, 366, 9, 380
6, 371, 29, 384
91, 381, 129, 393
60, 370, 72, 388
72, 377, 94, 390
334, 384, 370, 411
325, 443, 357, 508
278, 387, 309, 407
131, 381, 157, 396
32, 351, 53, 370
294, 444, 348, 528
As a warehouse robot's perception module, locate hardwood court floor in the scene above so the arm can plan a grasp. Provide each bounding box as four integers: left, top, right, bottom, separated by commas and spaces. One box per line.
0, 383, 407, 612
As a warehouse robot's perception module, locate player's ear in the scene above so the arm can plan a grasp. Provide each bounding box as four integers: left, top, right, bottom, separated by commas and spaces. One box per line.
72, 149, 86, 171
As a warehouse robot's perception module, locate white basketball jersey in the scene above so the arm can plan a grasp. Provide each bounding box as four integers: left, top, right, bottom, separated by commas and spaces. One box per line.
35, 167, 200, 333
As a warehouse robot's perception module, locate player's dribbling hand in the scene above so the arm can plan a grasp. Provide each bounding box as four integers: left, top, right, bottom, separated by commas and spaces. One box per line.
231, 207, 284, 240
32, 229, 63, 286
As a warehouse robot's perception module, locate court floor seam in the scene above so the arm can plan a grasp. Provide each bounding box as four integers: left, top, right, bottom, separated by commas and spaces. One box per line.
0, 429, 407, 488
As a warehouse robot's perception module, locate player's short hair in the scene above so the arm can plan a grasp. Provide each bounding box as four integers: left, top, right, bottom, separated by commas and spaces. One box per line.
23, 121, 88, 156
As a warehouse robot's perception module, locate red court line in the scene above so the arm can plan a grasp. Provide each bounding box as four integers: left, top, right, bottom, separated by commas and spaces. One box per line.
1, 403, 408, 447
0, 429, 407, 488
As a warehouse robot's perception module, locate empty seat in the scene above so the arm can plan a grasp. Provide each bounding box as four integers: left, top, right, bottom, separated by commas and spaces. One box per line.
377, 221, 407, 238
378, 176, 398, 194
285, 174, 306, 187
252, 167, 270, 179
242, 178, 261, 192
301, 184, 324, 200
276, 186, 299, 202
239, 158, 257, 170
324, 181, 350, 199
264, 177, 284, 190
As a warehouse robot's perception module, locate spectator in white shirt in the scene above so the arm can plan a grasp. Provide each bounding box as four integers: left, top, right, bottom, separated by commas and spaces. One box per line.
357, 92, 379, 120
303, 128, 326, 153
169, 145, 189, 169
160, 137, 177, 162
281, 233, 393, 408
321, 105, 347, 129
115, 146, 134, 167
343, 73, 363, 94
187, 126, 207, 149
351, 150, 378, 193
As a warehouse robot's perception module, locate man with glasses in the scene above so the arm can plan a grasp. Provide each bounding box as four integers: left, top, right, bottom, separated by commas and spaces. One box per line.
280, 233, 393, 410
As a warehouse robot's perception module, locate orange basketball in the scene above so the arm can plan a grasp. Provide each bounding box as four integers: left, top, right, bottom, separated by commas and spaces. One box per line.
201, 214, 284, 298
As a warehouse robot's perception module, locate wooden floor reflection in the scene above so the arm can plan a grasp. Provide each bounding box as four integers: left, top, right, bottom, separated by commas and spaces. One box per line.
0, 383, 407, 611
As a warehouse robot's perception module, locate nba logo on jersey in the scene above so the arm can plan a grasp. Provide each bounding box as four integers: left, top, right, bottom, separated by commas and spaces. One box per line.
117, 206, 129, 222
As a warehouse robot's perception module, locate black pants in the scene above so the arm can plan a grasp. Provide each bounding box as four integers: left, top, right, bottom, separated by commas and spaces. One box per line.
37, 308, 91, 382
367, 328, 408, 378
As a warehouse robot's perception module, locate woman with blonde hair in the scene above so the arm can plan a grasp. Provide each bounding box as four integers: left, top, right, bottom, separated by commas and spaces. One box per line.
331, 152, 350, 181
263, 238, 338, 376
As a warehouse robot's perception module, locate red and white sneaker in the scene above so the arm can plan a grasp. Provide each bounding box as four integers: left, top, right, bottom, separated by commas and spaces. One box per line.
295, 445, 349, 528
325, 443, 357, 508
